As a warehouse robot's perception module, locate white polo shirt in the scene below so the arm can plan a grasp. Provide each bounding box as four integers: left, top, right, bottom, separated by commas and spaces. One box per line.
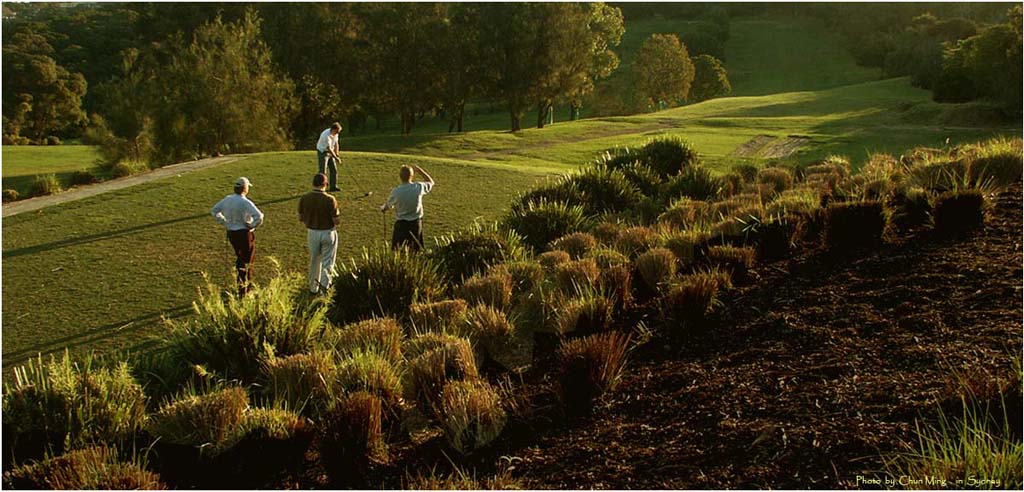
316, 128, 338, 152
211, 194, 264, 231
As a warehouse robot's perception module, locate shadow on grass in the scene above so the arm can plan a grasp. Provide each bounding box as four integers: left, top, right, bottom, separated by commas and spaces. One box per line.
1, 303, 194, 368
2, 194, 301, 260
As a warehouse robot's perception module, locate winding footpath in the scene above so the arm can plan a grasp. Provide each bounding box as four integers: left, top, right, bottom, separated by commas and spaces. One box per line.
1, 156, 243, 218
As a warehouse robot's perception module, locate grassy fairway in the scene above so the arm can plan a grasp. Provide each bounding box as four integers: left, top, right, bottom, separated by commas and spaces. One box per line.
345, 78, 1019, 173
1, 152, 548, 367
1, 145, 102, 196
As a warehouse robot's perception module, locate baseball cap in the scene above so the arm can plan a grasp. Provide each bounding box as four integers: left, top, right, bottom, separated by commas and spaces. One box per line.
235, 177, 253, 188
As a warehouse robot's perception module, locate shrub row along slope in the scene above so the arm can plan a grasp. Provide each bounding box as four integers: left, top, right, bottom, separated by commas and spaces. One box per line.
3, 136, 1021, 488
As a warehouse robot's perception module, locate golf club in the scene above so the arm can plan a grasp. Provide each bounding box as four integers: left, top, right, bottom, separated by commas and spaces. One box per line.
347, 164, 374, 200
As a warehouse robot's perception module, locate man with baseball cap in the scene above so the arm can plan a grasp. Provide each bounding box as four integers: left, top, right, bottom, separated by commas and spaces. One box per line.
211, 177, 264, 296
298, 173, 341, 294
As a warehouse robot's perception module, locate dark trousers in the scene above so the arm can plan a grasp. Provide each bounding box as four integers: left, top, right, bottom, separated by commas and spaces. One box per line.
391, 219, 423, 252
317, 150, 338, 190
227, 229, 255, 296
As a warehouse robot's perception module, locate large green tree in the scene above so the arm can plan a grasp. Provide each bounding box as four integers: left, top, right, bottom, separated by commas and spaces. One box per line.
2, 28, 87, 141
689, 54, 731, 102
633, 34, 695, 109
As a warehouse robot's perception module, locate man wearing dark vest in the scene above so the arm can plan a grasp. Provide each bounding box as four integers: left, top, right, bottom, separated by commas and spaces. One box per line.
298, 173, 341, 294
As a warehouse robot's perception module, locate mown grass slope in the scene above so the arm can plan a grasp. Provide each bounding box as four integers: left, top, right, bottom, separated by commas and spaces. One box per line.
1, 152, 548, 366
1, 145, 102, 196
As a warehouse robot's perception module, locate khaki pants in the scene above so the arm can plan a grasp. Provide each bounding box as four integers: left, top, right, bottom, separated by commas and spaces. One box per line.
307, 228, 338, 294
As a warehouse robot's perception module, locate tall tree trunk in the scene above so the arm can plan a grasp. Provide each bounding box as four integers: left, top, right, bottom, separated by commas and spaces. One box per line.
536, 101, 547, 129
510, 112, 521, 132
456, 104, 464, 133
570, 100, 581, 121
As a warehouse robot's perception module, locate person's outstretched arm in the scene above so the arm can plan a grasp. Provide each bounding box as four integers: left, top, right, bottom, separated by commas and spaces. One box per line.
412, 165, 434, 185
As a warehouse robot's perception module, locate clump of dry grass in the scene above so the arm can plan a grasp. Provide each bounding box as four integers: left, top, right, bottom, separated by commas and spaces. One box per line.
538, 250, 571, 269
557, 331, 631, 414
591, 221, 623, 245
932, 189, 987, 237
661, 269, 733, 334
554, 289, 616, 336
658, 198, 710, 229
823, 200, 886, 250
550, 232, 599, 259
262, 351, 336, 416
635, 247, 678, 291
335, 351, 403, 408
3, 446, 166, 490
704, 245, 757, 283
490, 260, 546, 296
614, 226, 661, 258
409, 299, 469, 334
334, 317, 404, 364
145, 386, 249, 457
757, 166, 794, 195
554, 258, 601, 294
320, 391, 387, 485
458, 273, 513, 311
407, 336, 479, 408
434, 380, 507, 455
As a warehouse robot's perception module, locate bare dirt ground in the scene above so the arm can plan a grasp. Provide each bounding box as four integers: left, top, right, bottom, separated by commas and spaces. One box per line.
512, 184, 1022, 489
732, 135, 811, 158
1, 156, 242, 218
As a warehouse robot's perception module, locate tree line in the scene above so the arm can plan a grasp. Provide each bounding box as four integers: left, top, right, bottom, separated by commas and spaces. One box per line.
2, 3, 738, 168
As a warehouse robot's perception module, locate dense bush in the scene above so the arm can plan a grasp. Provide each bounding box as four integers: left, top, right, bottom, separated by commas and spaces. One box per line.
557, 331, 631, 414
932, 189, 987, 236
146, 386, 249, 457
331, 246, 444, 325
334, 317, 404, 364
463, 304, 516, 361
4, 353, 147, 460
45, 135, 61, 145
409, 299, 469, 334
661, 165, 722, 202
434, 380, 507, 455
599, 263, 634, 311
551, 232, 599, 259
502, 199, 590, 252
69, 170, 99, 186
591, 221, 623, 245
164, 274, 330, 384
639, 137, 700, 178
2, 189, 19, 202
823, 201, 887, 249
431, 222, 527, 283
28, 173, 63, 197
2, 446, 166, 490
458, 273, 513, 311
108, 159, 150, 178
262, 352, 335, 416
620, 161, 664, 196
588, 246, 630, 269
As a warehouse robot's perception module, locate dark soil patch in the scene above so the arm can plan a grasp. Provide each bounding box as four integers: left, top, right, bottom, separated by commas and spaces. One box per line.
513, 184, 1022, 489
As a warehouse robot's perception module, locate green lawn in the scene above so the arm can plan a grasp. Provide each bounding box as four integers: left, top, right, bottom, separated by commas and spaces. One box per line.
1, 152, 549, 367
1, 145, 103, 196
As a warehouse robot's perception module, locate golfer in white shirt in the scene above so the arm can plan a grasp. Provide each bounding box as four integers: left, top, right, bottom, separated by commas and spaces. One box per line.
211, 177, 264, 296
316, 122, 343, 192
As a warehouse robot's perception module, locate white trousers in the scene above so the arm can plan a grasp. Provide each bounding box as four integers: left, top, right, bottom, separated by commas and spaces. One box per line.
307, 229, 338, 294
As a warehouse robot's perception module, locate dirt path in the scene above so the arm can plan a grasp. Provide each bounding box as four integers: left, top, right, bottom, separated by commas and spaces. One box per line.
1, 156, 243, 218
516, 185, 1022, 489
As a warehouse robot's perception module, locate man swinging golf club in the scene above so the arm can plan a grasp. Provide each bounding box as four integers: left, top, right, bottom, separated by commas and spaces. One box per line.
379, 164, 434, 251
298, 173, 341, 294
316, 122, 343, 192
211, 177, 264, 297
